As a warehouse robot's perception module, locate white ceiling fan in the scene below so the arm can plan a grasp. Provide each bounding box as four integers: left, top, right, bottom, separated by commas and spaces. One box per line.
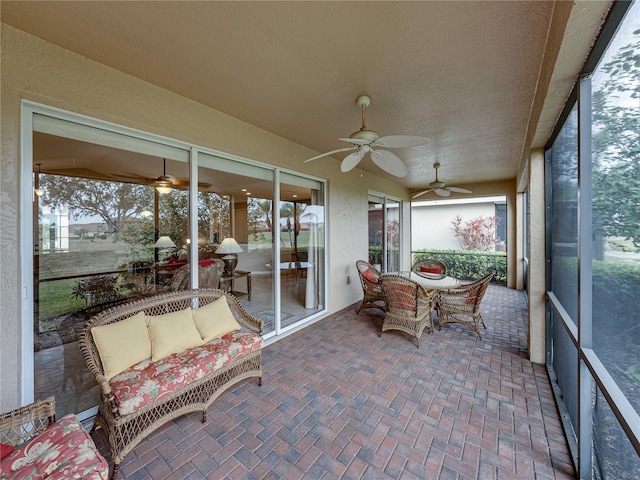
412, 162, 472, 198
304, 95, 428, 177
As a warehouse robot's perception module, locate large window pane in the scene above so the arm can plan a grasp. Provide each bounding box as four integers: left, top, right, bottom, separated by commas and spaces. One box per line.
386, 200, 400, 272
279, 173, 325, 328
368, 197, 384, 270
33, 132, 189, 419
592, 385, 640, 480
198, 154, 276, 333
591, 0, 640, 413
548, 104, 579, 322
551, 310, 578, 429
368, 194, 402, 272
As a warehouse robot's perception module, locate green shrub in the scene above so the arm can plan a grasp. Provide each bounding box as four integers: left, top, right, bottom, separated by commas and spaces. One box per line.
412, 249, 507, 283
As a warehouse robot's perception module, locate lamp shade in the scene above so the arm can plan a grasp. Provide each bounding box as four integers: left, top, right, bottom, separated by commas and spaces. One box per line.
215, 237, 243, 254
154, 236, 176, 248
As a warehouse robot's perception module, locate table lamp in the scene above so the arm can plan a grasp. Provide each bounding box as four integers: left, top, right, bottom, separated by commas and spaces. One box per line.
154, 235, 176, 261
216, 237, 243, 275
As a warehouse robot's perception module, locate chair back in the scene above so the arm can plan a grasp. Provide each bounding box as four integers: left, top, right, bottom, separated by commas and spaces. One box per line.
467, 272, 494, 311
171, 259, 224, 291
411, 259, 447, 276
356, 260, 382, 293
379, 274, 421, 318
444, 272, 493, 313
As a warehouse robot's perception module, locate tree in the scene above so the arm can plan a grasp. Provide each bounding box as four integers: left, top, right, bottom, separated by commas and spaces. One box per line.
39, 175, 153, 240
592, 34, 640, 249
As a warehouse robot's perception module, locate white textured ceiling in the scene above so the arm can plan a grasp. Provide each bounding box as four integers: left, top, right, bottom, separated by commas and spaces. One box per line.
1, 1, 612, 193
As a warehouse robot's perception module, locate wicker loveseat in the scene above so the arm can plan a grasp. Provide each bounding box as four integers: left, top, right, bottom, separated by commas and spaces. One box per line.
79, 288, 263, 479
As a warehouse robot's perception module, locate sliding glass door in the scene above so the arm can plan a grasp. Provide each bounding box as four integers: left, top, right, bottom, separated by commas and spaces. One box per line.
25, 104, 327, 419
368, 193, 402, 272
31, 115, 191, 419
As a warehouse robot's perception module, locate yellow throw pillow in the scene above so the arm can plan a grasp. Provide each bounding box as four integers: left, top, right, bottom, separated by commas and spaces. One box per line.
146, 307, 203, 361
192, 296, 242, 343
91, 311, 152, 381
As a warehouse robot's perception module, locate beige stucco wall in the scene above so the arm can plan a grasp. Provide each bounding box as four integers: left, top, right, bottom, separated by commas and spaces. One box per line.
0, 25, 408, 410
412, 201, 503, 251
0, 24, 526, 409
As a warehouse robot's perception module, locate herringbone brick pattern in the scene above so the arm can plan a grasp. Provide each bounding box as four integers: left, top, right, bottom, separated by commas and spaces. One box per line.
93, 285, 575, 479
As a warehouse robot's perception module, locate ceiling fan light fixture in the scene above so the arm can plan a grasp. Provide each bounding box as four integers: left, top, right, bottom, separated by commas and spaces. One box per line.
155, 181, 173, 194
155, 158, 173, 194
303, 94, 427, 178
412, 161, 472, 199
34, 163, 44, 197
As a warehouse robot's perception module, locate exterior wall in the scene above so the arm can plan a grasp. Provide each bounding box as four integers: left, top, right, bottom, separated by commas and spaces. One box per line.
0, 25, 407, 410
412, 201, 501, 251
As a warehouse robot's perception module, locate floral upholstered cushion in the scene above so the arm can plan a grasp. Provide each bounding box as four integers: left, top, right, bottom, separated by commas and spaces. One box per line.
110, 332, 263, 416
0, 414, 108, 479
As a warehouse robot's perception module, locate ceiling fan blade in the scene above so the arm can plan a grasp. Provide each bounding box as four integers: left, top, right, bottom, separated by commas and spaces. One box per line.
446, 186, 472, 194
374, 135, 429, 149
338, 137, 372, 146
304, 146, 357, 163
370, 149, 408, 177
435, 188, 451, 197
172, 178, 212, 189
341, 148, 366, 172
412, 189, 433, 199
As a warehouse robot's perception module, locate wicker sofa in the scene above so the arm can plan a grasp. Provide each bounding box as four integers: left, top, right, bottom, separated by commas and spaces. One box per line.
79, 288, 263, 479
0, 396, 109, 479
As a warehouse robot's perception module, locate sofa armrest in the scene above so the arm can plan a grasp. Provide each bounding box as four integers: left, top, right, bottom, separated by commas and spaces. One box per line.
0, 396, 56, 447
224, 292, 263, 334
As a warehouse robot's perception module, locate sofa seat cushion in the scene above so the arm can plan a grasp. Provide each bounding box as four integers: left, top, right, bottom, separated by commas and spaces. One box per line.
110, 332, 263, 416
0, 414, 108, 479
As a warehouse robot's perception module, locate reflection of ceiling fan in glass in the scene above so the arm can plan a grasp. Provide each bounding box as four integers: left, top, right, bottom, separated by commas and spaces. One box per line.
304, 95, 429, 177
412, 162, 472, 198
110, 158, 211, 192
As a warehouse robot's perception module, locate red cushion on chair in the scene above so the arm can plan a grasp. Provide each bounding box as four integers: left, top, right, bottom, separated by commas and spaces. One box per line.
362, 269, 377, 282
0, 442, 15, 460
165, 257, 187, 271
420, 266, 441, 274
198, 259, 215, 267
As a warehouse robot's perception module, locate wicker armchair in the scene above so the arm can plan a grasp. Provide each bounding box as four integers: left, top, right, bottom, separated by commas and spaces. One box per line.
355, 260, 386, 314
438, 272, 494, 337
378, 274, 437, 348
0, 396, 56, 447
411, 259, 447, 276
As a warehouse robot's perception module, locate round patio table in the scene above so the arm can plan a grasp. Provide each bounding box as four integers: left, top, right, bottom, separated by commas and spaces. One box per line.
408, 272, 460, 290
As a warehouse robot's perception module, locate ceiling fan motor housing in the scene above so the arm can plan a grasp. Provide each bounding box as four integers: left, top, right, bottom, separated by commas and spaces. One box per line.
349, 129, 379, 143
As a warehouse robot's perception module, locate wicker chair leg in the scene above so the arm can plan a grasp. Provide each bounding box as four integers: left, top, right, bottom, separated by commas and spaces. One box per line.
202, 411, 207, 423
258, 377, 263, 387
111, 463, 120, 480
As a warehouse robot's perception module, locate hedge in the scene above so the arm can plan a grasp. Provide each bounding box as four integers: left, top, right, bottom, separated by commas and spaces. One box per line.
412, 249, 507, 284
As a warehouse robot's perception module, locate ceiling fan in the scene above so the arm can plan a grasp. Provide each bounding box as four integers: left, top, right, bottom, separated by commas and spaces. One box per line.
304, 95, 429, 177
109, 159, 211, 190
412, 162, 472, 198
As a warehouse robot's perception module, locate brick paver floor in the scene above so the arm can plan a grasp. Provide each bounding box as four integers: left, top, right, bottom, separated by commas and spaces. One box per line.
93, 285, 575, 479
